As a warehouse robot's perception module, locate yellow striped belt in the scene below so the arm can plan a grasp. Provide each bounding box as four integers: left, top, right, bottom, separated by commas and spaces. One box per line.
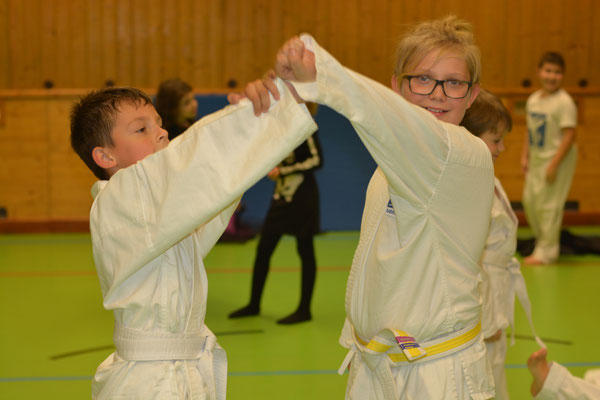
355, 322, 482, 363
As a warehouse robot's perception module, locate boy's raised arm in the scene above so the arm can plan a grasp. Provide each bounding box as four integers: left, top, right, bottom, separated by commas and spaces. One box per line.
91, 80, 317, 295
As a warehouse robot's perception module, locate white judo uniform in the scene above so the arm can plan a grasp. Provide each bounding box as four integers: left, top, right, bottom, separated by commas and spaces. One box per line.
523, 89, 577, 264
481, 178, 544, 400
89, 82, 317, 399
536, 364, 600, 400
292, 35, 495, 399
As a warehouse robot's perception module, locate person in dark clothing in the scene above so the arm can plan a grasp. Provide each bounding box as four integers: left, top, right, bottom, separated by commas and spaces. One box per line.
155, 78, 198, 140
229, 108, 322, 324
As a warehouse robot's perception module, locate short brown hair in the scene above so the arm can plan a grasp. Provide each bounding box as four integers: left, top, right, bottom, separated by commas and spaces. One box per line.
538, 51, 565, 71
70, 87, 152, 180
394, 15, 481, 84
460, 89, 512, 136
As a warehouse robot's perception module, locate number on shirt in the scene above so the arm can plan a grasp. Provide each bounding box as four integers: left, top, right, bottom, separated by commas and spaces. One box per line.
528, 113, 546, 148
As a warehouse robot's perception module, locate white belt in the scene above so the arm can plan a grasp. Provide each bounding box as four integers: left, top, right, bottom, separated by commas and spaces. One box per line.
114, 324, 216, 361
506, 258, 546, 348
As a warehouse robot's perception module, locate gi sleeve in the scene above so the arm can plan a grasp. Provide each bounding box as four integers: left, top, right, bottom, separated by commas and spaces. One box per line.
292, 34, 449, 207
194, 199, 240, 260
91, 80, 317, 296
536, 363, 600, 400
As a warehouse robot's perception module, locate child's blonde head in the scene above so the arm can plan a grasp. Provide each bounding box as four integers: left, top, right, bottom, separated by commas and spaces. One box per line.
393, 15, 481, 84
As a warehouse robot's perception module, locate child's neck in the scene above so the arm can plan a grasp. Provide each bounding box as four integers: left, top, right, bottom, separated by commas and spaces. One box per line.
540, 87, 559, 97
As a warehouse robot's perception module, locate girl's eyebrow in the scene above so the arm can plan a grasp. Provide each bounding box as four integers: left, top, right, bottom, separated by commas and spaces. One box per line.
410, 69, 469, 80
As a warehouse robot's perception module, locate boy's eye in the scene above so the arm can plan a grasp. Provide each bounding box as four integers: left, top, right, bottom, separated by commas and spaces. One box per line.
136, 127, 146, 133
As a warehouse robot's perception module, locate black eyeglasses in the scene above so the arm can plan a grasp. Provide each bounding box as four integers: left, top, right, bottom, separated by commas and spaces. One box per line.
403, 75, 473, 99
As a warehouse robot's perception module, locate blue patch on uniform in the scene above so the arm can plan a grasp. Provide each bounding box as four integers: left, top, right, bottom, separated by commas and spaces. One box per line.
386, 199, 395, 215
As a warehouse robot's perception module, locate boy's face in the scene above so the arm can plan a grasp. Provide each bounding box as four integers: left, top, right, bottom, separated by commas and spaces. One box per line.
479, 128, 506, 164
538, 62, 563, 93
96, 102, 169, 176
393, 48, 479, 126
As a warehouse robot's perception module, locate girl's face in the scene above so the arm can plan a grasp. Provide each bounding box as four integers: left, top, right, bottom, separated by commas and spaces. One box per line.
479, 129, 506, 163
178, 92, 198, 121
393, 48, 479, 126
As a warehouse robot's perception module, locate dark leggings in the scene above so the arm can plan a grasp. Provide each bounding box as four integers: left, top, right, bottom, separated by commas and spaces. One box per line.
248, 231, 316, 312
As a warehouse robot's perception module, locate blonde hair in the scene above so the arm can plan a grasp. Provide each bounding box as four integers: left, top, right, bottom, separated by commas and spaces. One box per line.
393, 15, 481, 84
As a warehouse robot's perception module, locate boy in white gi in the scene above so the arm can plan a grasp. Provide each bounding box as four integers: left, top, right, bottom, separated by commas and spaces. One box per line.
528, 347, 600, 399
244, 15, 495, 399
461, 89, 546, 400
521, 52, 577, 265
69, 85, 316, 399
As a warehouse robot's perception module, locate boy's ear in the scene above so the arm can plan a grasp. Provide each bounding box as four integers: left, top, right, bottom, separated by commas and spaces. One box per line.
92, 146, 116, 170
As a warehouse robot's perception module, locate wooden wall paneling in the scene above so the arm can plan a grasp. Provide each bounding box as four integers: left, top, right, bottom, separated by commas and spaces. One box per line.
237, 0, 254, 83
589, 0, 600, 87
310, 0, 330, 54
246, 0, 269, 85
86, 0, 104, 88
8, 0, 26, 88
345, 0, 360, 72
0, 0, 8, 88
101, 0, 118, 88
222, 0, 241, 89
146, 0, 163, 89
514, 0, 537, 89
537, 0, 562, 61
474, 0, 509, 87
161, 0, 179, 84
560, 0, 591, 88
68, 1, 87, 87
41, 0, 58, 89
176, 0, 194, 85
265, 0, 284, 80
131, 0, 150, 88
26, 0, 43, 88
325, 1, 345, 67
55, 0, 73, 88
208, 1, 225, 89
0, 100, 49, 217
47, 97, 95, 218
116, 0, 133, 86
190, 0, 209, 88
357, 0, 390, 85
46, 97, 96, 219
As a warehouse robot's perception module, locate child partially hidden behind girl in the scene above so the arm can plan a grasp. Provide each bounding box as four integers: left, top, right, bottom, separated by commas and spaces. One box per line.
461, 89, 545, 400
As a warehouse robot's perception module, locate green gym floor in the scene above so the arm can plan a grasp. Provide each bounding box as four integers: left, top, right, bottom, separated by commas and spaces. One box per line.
1, 228, 599, 399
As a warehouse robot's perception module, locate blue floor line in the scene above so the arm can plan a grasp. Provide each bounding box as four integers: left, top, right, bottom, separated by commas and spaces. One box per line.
4, 362, 600, 383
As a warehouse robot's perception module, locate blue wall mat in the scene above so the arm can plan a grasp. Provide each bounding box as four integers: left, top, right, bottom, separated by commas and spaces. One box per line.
194, 95, 377, 232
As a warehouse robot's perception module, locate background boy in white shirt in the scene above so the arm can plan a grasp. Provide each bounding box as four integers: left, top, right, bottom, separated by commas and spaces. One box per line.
521, 52, 578, 265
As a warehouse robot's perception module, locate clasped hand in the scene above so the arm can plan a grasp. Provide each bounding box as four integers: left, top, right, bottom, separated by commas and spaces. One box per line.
227, 36, 317, 115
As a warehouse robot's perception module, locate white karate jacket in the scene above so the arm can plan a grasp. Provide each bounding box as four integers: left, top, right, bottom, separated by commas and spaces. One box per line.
293, 35, 495, 399
89, 83, 317, 399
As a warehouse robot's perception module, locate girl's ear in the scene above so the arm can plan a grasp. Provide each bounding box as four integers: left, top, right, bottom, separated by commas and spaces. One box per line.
92, 146, 116, 169
467, 83, 481, 108
391, 75, 401, 94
